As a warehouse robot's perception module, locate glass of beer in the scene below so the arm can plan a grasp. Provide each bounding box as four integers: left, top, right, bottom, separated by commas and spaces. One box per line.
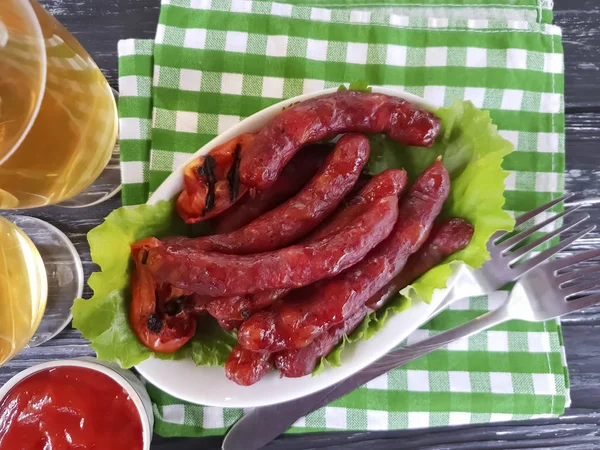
0, 0, 119, 209
0, 0, 120, 362
0, 215, 83, 365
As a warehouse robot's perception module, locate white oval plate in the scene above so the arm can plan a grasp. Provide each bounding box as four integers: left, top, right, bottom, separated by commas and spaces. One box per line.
137, 86, 459, 408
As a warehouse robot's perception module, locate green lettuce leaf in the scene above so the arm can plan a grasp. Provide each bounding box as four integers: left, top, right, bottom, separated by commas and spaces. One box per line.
71, 201, 236, 369
320, 100, 515, 368
338, 80, 372, 92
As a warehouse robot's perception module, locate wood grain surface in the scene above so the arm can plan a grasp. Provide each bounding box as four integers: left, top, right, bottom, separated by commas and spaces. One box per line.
3, 0, 600, 449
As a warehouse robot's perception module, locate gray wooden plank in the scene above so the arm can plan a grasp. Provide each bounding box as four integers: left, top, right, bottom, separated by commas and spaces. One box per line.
151, 413, 600, 449
555, 0, 600, 111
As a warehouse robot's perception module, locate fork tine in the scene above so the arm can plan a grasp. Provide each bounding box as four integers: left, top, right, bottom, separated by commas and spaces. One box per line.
562, 280, 600, 297
548, 246, 600, 271
488, 229, 509, 246
511, 225, 596, 274
514, 193, 574, 227
491, 194, 575, 245
556, 265, 600, 284
566, 293, 600, 313
507, 214, 590, 263
500, 205, 583, 251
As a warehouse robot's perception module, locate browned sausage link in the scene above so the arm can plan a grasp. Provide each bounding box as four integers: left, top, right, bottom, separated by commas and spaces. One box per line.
240, 91, 441, 189
218, 319, 243, 332
205, 169, 409, 321
206, 294, 255, 321
366, 218, 474, 307
275, 217, 474, 377
237, 159, 450, 353
206, 290, 288, 322
307, 168, 408, 241
146, 195, 400, 297
165, 134, 370, 255
212, 144, 332, 234
225, 345, 272, 386
274, 307, 368, 378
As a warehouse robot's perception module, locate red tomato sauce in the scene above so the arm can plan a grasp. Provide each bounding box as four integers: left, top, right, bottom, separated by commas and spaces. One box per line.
0, 366, 144, 450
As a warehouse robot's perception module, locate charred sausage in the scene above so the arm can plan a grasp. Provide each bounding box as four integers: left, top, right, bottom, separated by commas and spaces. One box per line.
274, 307, 367, 378
145, 194, 400, 297
205, 169, 408, 321
367, 218, 474, 306
275, 218, 474, 377
238, 159, 450, 353
240, 91, 441, 189
212, 144, 331, 233
168, 134, 370, 254
225, 346, 272, 386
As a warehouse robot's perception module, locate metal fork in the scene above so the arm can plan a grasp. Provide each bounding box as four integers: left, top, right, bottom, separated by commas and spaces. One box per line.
336, 248, 600, 396
429, 192, 593, 317
223, 195, 595, 450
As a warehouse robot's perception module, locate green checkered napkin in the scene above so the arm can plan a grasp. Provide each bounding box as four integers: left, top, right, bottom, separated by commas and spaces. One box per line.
117, 0, 569, 437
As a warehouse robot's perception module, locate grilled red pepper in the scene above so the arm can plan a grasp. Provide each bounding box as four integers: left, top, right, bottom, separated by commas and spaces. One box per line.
129, 238, 197, 353
177, 133, 254, 224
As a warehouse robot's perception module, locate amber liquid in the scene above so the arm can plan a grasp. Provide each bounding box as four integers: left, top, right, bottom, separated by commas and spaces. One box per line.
0, 1, 118, 208
0, 217, 47, 365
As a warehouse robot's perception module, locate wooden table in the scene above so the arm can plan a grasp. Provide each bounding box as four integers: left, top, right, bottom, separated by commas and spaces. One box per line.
5, 0, 600, 448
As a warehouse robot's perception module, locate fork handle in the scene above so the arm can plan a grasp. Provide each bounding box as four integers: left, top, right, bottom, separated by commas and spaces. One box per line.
363, 302, 511, 375
298, 302, 513, 414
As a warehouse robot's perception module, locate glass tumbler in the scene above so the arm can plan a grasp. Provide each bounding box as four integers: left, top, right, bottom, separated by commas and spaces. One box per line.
0, 0, 121, 362
0, 0, 120, 209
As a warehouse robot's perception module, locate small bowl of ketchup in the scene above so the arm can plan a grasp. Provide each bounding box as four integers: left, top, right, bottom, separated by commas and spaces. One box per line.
0, 358, 153, 450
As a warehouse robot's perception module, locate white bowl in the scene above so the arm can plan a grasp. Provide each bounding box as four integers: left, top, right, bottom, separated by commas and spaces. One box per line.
0, 358, 153, 449
137, 86, 462, 407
